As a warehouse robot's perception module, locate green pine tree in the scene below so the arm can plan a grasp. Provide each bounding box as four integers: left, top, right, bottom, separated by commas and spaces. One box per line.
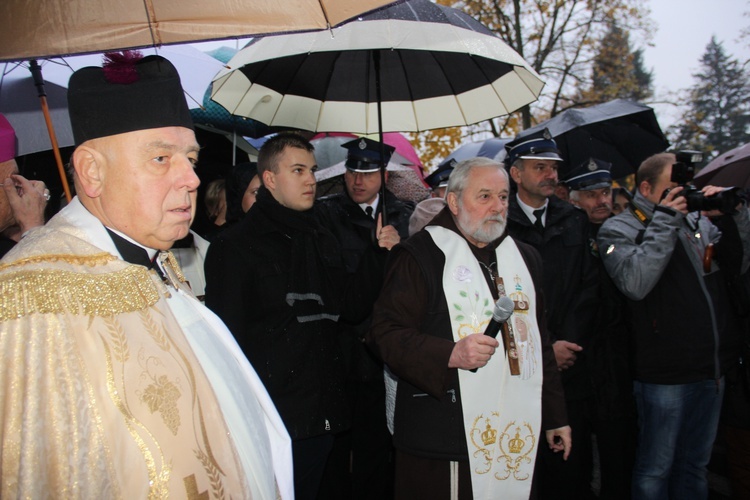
577, 24, 653, 105
672, 37, 750, 158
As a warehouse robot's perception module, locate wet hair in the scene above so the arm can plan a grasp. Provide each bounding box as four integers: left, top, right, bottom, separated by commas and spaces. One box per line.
446, 157, 508, 200
257, 132, 314, 178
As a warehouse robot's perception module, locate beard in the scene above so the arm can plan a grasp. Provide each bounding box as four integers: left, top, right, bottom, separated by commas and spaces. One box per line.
457, 209, 507, 245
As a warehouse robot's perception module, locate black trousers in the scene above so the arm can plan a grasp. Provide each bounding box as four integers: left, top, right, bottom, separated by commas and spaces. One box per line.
535, 398, 596, 500
293, 434, 335, 500
316, 377, 394, 500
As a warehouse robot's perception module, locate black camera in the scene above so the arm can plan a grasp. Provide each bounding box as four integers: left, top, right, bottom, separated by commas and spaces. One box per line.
663, 150, 742, 215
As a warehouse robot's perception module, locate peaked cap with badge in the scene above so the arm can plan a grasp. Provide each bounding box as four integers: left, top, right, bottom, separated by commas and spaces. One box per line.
67, 52, 194, 144
425, 158, 456, 190
564, 158, 613, 191
504, 127, 564, 166
342, 137, 396, 173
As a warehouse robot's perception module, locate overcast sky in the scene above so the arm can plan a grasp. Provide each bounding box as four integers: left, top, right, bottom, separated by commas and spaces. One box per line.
643, 0, 749, 131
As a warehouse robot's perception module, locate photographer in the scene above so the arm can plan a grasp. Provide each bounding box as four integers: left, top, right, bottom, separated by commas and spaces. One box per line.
597, 152, 750, 499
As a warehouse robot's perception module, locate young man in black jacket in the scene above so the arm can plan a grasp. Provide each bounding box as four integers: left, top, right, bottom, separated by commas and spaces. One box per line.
205, 133, 390, 500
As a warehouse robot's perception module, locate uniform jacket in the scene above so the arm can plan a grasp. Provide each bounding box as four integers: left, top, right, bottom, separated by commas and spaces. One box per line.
597, 191, 750, 384
316, 188, 414, 380
507, 195, 599, 399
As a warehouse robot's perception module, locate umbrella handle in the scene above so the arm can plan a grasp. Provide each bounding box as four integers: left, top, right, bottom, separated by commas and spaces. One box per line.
30, 60, 73, 202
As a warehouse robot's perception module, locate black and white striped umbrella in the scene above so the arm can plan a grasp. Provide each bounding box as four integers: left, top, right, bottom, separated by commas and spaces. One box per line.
209, 0, 544, 135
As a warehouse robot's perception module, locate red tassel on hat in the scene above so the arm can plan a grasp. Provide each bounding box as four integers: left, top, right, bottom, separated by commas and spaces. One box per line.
102, 50, 144, 84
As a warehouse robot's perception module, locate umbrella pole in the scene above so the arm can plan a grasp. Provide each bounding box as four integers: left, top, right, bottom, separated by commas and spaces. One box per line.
29, 60, 72, 202
232, 130, 237, 166
374, 50, 388, 227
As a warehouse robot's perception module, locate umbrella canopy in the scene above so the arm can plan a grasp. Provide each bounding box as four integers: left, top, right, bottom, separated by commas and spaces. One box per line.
0, 0, 399, 62
517, 99, 670, 179
209, 0, 544, 134
442, 137, 510, 165
190, 44, 272, 141
1, 46, 225, 156
694, 142, 750, 189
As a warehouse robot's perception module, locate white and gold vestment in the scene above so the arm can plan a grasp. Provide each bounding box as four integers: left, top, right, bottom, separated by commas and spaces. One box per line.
0, 198, 292, 499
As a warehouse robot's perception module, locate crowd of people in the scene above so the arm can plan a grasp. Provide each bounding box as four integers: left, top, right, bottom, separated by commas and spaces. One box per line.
0, 50, 748, 500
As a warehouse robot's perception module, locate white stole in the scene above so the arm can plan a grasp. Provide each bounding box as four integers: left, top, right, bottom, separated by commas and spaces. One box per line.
427, 226, 543, 500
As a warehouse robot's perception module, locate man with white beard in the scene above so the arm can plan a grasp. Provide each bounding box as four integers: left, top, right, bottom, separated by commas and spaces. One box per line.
367, 157, 570, 499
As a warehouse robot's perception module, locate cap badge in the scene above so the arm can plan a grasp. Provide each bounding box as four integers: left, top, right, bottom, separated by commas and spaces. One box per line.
588, 159, 597, 171
543, 129, 552, 140
358, 138, 367, 150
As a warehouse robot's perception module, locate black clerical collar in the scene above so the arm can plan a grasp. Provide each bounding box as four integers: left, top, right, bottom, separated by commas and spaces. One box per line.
105, 228, 155, 268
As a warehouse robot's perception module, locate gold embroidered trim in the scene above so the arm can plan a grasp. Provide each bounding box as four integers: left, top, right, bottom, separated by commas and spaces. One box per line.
0, 252, 116, 271
164, 251, 187, 283
0, 266, 160, 321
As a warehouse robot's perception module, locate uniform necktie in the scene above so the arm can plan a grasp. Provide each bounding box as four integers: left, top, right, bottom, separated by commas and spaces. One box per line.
365, 205, 374, 219
533, 207, 546, 230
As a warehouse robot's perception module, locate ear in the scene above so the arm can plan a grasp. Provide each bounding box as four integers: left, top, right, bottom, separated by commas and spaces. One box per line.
509, 165, 522, 184
638, 180, 651, 198
262, 169, 276, 191
446, 191, 460, 216
71, 146, 105, 198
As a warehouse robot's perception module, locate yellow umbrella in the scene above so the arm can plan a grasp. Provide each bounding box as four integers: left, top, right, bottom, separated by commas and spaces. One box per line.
0, 0, 398, 62
0, 0, 398, 200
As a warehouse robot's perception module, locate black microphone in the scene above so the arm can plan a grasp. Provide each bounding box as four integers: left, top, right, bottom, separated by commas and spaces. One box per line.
470, 296, 515, 373
483, 296, 515, 338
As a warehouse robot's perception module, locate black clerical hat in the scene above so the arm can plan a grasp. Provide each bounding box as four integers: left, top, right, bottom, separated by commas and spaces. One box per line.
68, 52, 193, 144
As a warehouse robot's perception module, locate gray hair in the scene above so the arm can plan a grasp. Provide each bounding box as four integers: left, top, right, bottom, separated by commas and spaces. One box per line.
446, 157, 508, 200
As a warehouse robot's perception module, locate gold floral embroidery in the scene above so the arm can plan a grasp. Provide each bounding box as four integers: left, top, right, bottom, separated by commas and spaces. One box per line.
141, 375, 182, 435
101, 339, 170, 497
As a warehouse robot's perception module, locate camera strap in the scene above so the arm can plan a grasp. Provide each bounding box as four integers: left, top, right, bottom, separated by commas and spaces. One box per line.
620, 196, 651, 244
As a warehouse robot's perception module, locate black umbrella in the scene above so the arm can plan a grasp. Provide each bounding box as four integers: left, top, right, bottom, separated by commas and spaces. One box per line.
210, 0, 544, 223
694, 142, 750, 189
517, 99, 670, 179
